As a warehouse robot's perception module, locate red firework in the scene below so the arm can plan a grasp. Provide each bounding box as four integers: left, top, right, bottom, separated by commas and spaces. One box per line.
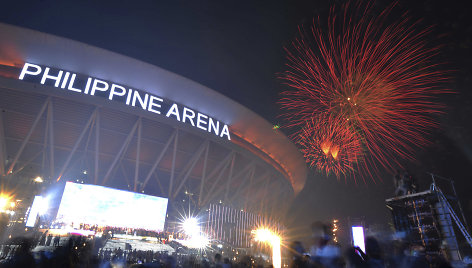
297, 114, 363, 179
279, 1, 450, 181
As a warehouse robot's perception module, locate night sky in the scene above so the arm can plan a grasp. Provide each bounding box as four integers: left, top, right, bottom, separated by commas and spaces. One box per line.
1, 0, 471, 243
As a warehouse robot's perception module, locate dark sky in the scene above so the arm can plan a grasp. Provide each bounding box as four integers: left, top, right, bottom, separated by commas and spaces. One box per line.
1, 0, 471, 243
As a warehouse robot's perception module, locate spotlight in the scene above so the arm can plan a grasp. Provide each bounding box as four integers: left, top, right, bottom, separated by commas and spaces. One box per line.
0, 196, 9, 210
179, 217, 209, 249
182, 217, 200, 236
252, 228, 282, 268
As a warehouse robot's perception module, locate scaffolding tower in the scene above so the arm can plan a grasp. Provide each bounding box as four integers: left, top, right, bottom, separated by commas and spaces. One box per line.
386, 174, 471, 261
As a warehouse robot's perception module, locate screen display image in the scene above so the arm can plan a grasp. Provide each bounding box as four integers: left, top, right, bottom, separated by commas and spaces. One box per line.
351, 226, 366, 253
56, 182, 168, 232
26, 195, 45, 227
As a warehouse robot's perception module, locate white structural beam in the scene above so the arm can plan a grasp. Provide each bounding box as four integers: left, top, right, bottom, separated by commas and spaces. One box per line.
168, 129, 179, 198
11, 149, 43, 176
224, 154, 236, 202
268, 181, 286, 217
102, 119, 139, 185
94, 109, 100, 184
205, 151, 234, 184
141, 129, 177, 191
6, 97, 49, 175
172, 140, 209, 199
259, 173, 272, 213
56, 108, 97, 182
120, 162, 132, 189
209, 160, 255, 205
239, 171, 271, 206
41, 105, 49, 174
198, 142, 210, 205
229, 164, 255, 204
0, 111, 7, 176
133, 118, 142, 192
47, 100, 54, 179
200, 152, 234, 206
152, 172, 165, 197
225, 159, 256, 203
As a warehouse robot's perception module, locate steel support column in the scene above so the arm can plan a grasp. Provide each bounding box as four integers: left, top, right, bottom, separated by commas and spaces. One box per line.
94, 109, 100, 184
0, 111, 7, 176
229, 164, 255, 204
41, 105, 49, 173
47, 100, 54, 178
198, 142, 210, 205
168, 129, 179, 198
11, 149, 43, 176
56, 108, 97, 182
200, 152, 234, 206
141, 129, 177, 191
133, 118, 142, 191
153, 172, 165, 197
224, 154, 236, 202
173, 140, 209, 199
7, 97, 49, 175
102, 118, 139, 185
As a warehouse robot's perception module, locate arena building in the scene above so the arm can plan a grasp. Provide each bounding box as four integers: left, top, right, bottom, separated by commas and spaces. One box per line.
0, 23, 307, 227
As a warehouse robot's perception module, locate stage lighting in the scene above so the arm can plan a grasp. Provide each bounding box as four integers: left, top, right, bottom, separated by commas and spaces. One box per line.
0, 196, 9, 210
182, 217, 200, 236
34, 176, 43, 183
187, 234, 209, 249
179, 216, 210, 249
252, 228, 281, 268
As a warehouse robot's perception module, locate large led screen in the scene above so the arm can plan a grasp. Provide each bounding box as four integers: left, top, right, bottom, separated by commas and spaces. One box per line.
56, 182, 168, 231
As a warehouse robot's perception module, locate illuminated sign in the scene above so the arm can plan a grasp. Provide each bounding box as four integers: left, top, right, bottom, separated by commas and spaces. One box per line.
18, 63, 231, 140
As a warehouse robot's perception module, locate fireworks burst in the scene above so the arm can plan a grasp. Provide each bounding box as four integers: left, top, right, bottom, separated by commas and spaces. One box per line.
279, 1, 450, 181
296, 114, 363, 178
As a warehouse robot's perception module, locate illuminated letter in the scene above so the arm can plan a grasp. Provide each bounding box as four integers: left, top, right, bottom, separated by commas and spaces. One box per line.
19, 63, 42, 80
166, 103, 180, 121
90, 79, 109, 96
84, 77, 92, 94
197, 113, 208, 131
182, 107, 195, 126
132, 91, 149, 110
40, 67, 63, 87
208, 118, 220, 136
220, 124, 231, 140
126, 89, 133, 105
60, 72, 70, 88
109, 84, 127, 100
148, 95, 163, 114
67, 74, 83, 93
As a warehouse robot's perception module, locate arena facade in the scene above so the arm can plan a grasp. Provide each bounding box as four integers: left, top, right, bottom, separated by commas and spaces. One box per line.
0, 23, 307, 224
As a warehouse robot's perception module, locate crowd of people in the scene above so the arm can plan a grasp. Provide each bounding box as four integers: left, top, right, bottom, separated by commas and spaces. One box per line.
286, 222, 468, 268
0, 219, 470, 267
47, 223, 181, 243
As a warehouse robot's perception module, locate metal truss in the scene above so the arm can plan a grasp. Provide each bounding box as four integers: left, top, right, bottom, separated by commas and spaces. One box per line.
0, 94, 293, 217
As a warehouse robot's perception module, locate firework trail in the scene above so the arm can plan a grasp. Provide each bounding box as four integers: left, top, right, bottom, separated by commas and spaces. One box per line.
279, 1, 450, 182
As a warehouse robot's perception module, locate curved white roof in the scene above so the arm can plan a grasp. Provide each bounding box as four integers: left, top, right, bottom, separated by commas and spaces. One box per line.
0, 23, 307, 194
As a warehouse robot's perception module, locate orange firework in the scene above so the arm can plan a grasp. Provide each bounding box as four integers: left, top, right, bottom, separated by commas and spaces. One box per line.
296, 115, 363, 179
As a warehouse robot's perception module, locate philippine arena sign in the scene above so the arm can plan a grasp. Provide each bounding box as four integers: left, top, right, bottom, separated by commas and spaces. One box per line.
18, 63, 231, 140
